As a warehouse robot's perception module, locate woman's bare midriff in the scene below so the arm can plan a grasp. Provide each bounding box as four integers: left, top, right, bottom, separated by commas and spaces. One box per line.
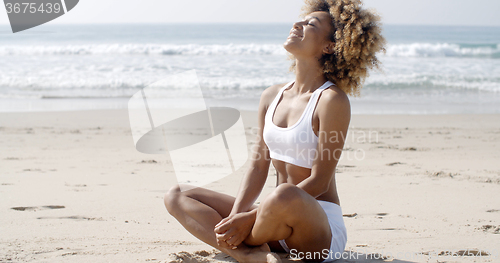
272, 159, 341, 206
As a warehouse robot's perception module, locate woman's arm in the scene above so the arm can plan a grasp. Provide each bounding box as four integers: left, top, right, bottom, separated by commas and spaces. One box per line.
296, 88, 351, 198
229, 85, 277, 215
214, 84, 281, 248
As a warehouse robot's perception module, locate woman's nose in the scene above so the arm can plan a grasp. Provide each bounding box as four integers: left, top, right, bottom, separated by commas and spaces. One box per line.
292, 21, 303, 29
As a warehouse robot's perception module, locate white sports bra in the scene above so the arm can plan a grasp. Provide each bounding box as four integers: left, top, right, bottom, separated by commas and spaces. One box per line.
263, 80, 334, 169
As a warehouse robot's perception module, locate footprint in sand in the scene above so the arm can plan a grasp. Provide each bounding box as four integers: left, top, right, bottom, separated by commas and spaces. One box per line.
376, 213, 389, 219
37, 216, 104, 221
140, 160, 158, 164
477, 225, 500, 234
11, 205, 65, 211
343, 213, 358, 218
386, 162, 405, 166
400, 147, 418, 151
427, 171, 458, 178
65, 183, 87, 187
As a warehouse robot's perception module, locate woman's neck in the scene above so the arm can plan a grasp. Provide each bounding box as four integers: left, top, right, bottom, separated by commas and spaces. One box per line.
293, 58, 328, 94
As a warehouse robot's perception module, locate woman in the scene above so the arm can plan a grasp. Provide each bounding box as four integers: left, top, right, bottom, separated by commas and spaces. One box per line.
164, 0, 385, 262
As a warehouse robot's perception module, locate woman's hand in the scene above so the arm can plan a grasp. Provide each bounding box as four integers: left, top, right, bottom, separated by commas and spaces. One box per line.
214, 210, 256, 249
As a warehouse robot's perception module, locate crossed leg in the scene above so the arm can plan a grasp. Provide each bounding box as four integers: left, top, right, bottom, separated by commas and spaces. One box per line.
164, 183, 332, 263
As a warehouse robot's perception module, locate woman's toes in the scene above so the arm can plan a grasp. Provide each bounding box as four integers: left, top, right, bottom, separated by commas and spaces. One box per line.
266, 252, 282, 263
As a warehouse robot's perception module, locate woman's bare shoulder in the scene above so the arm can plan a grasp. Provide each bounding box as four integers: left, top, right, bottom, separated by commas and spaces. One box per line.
319, 85, 350, 109
259, 83, 288, 108
317, 84, 351, 119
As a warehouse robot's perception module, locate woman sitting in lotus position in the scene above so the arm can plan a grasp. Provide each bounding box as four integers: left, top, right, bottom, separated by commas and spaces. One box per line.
164, 0, 385, 262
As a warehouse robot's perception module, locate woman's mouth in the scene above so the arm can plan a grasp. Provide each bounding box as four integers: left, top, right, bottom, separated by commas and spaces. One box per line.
288, 31, 302, 39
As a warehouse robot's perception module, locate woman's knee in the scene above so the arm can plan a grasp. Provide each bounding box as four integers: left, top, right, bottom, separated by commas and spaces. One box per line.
163, 184, 184, 215
164, 184, 206, 215
263, 183, 304, 212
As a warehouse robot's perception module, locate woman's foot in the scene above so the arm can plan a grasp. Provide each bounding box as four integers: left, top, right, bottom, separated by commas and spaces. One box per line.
230, 243, 281, 263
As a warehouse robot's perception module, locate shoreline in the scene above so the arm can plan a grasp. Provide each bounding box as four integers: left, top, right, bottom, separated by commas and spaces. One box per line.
1, 109, 499, 262
2, 96, 499, 115
2, 107, 500, 127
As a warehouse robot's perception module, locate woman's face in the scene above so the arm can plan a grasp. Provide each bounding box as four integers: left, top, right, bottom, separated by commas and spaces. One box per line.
284, 11, 334, 59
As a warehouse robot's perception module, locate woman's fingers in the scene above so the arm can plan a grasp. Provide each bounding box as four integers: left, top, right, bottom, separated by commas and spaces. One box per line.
216, 234, 228, 246
234, 234, 246, 247
218, 228, 235, 241
216, 229, 242, 250
215, 217, 230, 229
215, 233, 226, 242
225, 234, 240, 247
216, 234, 234, 249
233, 232, 248, 248
214, 213, 253, 250
214, 220, 233, 234
218, 237, 238, 250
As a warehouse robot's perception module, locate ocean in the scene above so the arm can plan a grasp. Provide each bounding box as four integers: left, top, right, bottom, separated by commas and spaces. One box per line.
1, 23, 499, 114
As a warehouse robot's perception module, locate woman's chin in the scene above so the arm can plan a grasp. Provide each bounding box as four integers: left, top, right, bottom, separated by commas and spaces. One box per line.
283, 41, 298, 54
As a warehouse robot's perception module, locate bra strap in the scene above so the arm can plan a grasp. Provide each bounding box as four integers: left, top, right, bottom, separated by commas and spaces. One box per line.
304, 81, 334, 119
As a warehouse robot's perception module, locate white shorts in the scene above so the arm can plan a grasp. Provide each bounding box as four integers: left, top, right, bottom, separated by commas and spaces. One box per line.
278, 200, 347, 262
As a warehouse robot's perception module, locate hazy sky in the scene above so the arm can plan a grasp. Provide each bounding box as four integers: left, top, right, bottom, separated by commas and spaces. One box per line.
1, 0, 500, 26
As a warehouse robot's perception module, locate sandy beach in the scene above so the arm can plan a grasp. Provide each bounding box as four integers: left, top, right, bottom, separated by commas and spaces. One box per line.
1, 109, 499, 262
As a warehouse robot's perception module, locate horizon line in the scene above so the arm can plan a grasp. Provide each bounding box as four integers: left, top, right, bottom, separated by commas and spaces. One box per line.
1, 22, 500, 28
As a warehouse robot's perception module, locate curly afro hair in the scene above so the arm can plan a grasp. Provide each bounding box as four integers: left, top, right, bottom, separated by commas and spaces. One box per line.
289, 0, 386, 96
